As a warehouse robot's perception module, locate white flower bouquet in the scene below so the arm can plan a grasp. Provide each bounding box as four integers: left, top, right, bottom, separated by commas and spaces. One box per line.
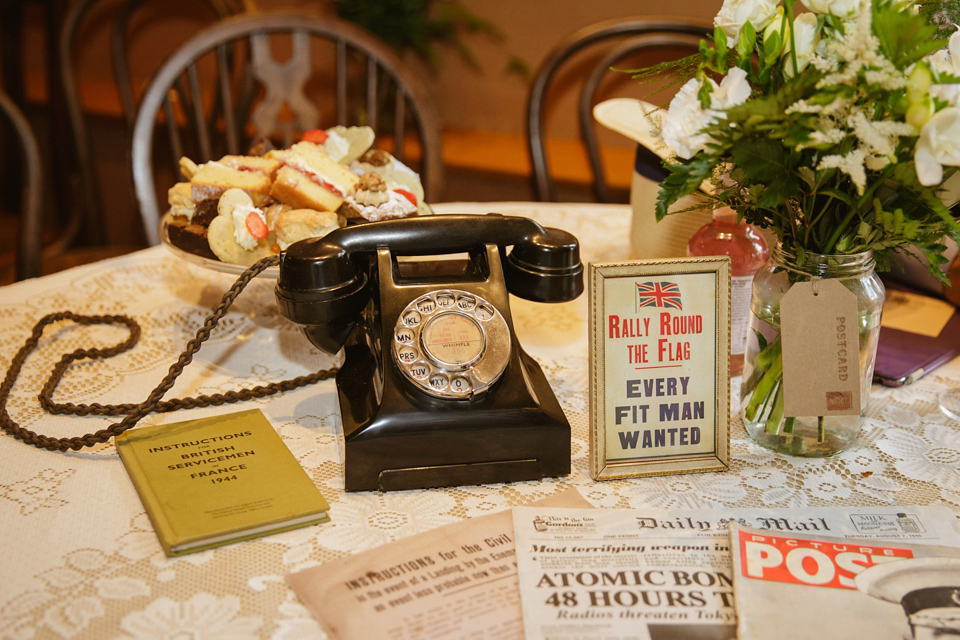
628, 0, 960, 452
643, 0, 960, 279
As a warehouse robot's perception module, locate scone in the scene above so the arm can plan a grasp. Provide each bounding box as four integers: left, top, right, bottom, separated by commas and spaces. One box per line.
273, 208, 344, 250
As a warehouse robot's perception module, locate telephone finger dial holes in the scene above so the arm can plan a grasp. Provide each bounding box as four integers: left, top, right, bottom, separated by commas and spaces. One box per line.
393, 290, 510, 399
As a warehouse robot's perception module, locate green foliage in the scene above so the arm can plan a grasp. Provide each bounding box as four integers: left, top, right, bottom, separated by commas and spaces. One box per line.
648, 0, 960, 284
332, 0, 502, 70
873, 3, 945, 66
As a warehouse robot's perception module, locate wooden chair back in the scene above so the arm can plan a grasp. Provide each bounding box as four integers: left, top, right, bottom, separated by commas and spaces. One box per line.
0, 91, 43, 281
131, 10, 443, 245
59, 0, 247, 246
526, 17, 709, 202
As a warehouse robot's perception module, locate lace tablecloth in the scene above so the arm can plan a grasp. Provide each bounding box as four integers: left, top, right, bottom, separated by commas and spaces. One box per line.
2, 202, 959, 639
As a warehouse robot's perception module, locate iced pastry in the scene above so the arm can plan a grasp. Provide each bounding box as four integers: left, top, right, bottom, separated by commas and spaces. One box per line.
350, 149, 429, 216
341, 172, 418, 222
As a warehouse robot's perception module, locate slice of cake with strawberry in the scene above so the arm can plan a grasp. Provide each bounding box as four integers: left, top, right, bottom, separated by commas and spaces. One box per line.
188, 155, 280, 206
267, 141, 359, 211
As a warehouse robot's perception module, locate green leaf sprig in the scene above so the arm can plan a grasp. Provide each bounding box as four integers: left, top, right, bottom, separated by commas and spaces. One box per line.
647, 0, 960, 283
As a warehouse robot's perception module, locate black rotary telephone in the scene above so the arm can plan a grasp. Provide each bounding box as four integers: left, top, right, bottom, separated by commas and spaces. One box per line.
0, 213, 581, 494
275, 213, 583, 491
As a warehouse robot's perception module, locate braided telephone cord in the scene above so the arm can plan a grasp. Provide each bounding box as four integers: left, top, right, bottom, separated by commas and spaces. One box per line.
0, 255, 338, 452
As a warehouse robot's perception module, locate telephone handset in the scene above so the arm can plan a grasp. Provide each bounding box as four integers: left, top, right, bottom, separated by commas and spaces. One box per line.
276, 214, 583, 492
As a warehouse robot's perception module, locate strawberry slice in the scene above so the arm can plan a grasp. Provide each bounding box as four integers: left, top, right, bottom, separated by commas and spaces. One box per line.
245, 212, 269, 239
302, 129, 328, 144
395, 188, 417, 206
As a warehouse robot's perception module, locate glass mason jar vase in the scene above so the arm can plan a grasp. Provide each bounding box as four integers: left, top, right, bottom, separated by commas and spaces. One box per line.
740, 244, 885, 456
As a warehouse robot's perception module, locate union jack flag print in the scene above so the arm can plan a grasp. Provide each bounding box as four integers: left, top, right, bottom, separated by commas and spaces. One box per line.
636, 281, 682, 310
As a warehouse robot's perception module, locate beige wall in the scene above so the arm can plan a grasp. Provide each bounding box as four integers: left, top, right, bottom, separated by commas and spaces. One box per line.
24, 0, 720, 141
423, 0, 719, 138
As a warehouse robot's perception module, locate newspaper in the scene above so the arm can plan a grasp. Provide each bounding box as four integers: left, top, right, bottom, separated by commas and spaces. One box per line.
285, 488, 590, 639
511, 506, 960, 640
730, 522, 960, 639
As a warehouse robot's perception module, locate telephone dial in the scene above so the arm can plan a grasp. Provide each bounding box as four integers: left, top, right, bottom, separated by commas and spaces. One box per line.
275, 214, 583, 491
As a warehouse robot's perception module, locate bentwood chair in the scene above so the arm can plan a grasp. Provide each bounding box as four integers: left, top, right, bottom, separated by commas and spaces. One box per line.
59, 0, 249, 248
131, 10, 443, 245
0, 85, 149, 284
0, 90, 42, 282
526, 17, 710, 203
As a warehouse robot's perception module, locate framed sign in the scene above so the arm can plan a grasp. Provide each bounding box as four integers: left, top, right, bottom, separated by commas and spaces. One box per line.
588, 257, 731, 480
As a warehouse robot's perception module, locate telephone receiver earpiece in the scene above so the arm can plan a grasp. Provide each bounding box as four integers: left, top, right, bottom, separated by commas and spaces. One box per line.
275, 213, 583, 354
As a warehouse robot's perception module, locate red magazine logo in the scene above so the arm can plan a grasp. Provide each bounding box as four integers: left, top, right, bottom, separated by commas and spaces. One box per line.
736, 530, 914, 589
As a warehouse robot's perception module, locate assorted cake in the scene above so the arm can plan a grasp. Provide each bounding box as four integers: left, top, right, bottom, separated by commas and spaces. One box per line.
267, 141, 360, 213
165, 125, 429, 266
341, 149, 430, 220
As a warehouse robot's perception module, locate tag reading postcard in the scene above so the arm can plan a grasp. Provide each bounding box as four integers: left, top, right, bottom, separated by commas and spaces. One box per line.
780, 279, 860, 417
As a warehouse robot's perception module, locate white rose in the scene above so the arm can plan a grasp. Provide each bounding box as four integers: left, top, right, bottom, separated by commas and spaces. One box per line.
930, 29, 960, 107
714, 0, 780, 46
915, 107, 960, 186
662, 78, 714, 158
783, 13, 820, 77
710, 67, 752, 110
799, 0, 859, 19
662, 68, 752, 158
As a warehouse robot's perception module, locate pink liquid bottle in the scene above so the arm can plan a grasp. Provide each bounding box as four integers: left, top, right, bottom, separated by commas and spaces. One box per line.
687, 205, 769, 375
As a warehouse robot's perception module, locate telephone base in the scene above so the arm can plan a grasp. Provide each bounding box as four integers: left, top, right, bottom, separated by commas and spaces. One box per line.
337, 343, 571, 492
341, 408, 571, 492
378, 459, 543, 492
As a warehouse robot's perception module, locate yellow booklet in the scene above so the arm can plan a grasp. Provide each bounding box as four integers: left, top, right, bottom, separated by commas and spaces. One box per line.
116, 408, 329, 556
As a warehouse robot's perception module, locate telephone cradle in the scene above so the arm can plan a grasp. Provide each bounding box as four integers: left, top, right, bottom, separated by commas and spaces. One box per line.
275, 214, 584, 491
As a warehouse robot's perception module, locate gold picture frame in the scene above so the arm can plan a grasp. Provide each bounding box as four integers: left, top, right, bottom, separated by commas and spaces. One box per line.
588, 257, 731, 480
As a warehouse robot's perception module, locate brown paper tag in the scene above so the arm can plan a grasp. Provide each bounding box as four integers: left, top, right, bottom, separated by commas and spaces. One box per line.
780, 279, 861, 417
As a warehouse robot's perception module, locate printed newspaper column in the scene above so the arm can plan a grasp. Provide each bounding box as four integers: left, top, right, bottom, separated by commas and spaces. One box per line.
285, 488, 590, 640
512, 506, 735, 640
512, 506, 960, 640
